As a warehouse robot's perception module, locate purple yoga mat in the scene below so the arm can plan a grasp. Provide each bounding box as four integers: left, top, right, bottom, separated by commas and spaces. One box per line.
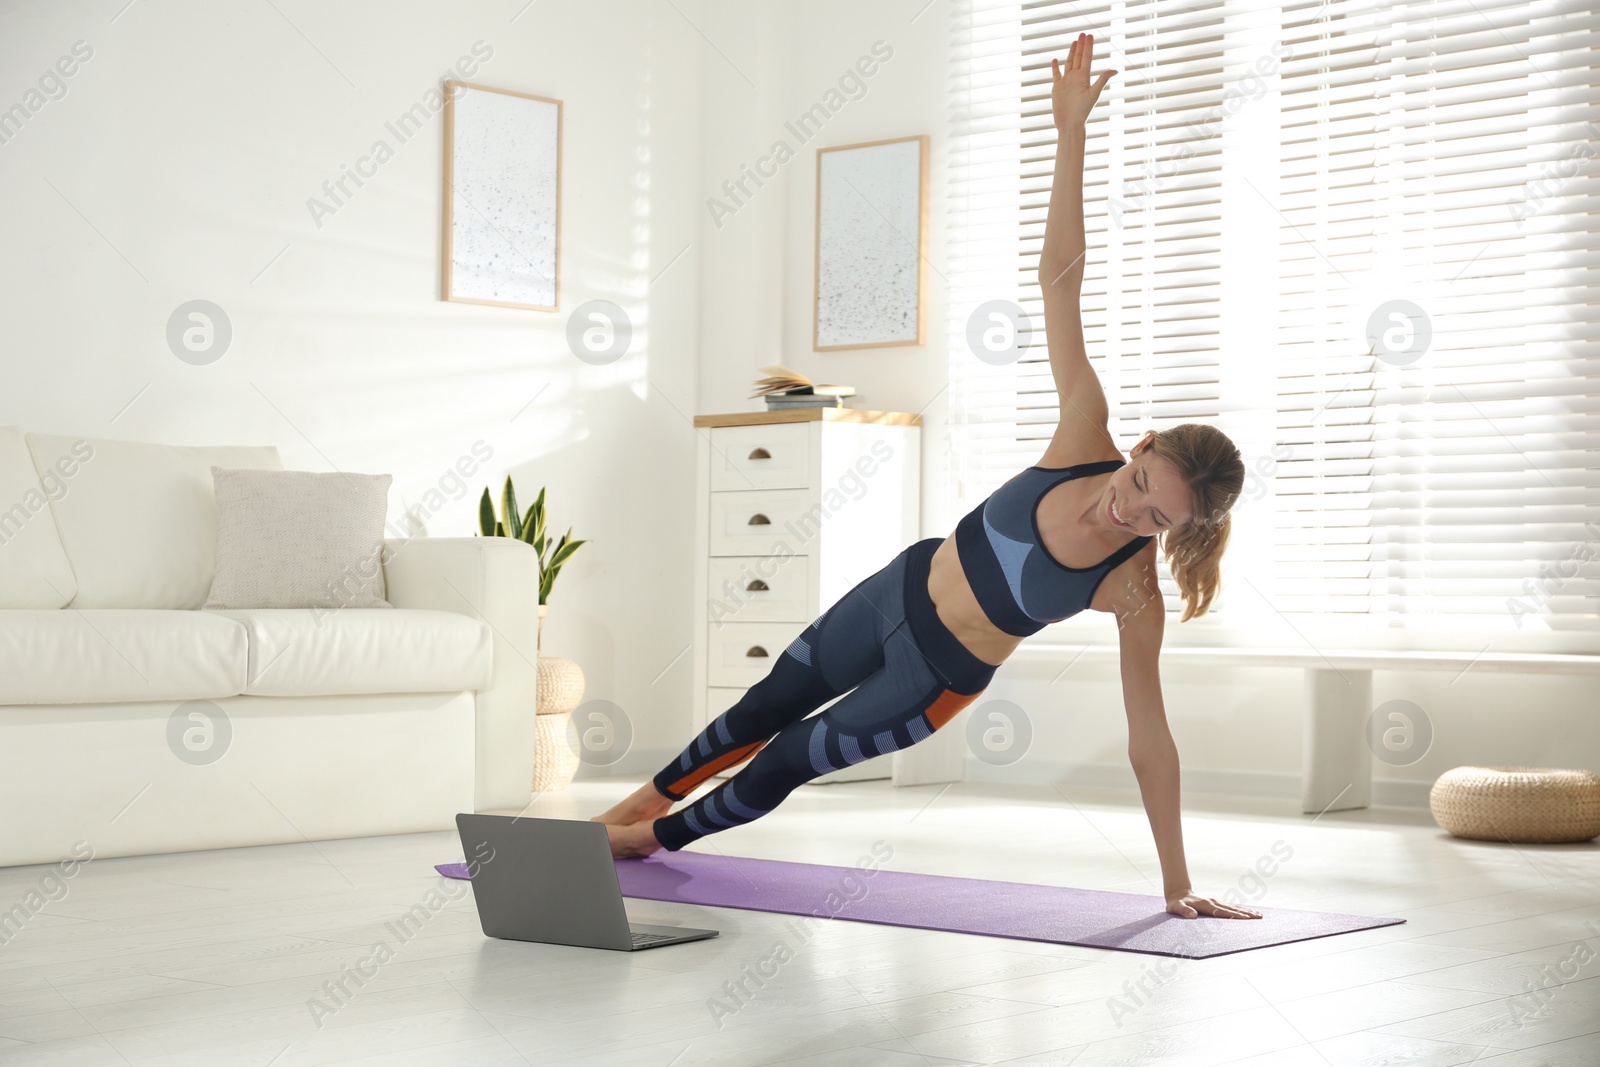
435, 852, 1402, 959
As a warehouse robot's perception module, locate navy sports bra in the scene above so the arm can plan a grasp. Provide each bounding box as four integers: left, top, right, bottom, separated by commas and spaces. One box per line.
954, 459, 1152, 637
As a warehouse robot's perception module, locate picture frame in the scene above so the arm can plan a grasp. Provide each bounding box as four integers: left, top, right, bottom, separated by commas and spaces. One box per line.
442, 79, 562, 312
813, 134, 929, 350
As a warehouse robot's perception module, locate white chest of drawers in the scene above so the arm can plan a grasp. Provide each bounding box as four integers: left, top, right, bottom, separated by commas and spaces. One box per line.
690, 409, 924, 785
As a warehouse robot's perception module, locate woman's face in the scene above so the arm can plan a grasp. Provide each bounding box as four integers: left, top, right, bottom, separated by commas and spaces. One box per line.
1100, 440, 1194, 536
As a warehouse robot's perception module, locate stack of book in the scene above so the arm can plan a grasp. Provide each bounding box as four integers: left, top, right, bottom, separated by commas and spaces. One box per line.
750, 364, 857, 410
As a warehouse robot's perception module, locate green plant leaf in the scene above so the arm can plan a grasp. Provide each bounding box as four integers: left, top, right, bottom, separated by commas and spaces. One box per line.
531, 487, 547, 548
502, 477, 522, 541
510, 488, 583, 606
547, 537, 587, 570
494, 520, 505, 537
478, 488, 495, 536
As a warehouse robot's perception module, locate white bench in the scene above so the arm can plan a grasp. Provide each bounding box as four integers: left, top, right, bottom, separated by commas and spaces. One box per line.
1007, 644, 1600, 813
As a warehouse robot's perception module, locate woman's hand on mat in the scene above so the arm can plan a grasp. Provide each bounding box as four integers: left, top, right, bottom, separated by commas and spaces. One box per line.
1051, 32, 1116, 129
1166, 893, 1262, 920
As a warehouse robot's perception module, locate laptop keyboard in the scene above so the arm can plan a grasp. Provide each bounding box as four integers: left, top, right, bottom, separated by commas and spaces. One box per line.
630, 931, 674, 947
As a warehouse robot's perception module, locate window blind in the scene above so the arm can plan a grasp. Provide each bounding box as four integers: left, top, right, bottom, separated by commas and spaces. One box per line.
947, 0, 1600, 644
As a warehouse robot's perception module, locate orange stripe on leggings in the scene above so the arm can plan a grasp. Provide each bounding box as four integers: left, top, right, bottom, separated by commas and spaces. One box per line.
664, 740, 765, 798
924, 687, 985, 731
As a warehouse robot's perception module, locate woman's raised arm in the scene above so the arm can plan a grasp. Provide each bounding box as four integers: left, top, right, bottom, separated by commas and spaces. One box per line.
1036, 33, 1117, 469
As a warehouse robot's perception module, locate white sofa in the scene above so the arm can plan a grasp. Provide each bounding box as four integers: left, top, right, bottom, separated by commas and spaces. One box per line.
0, 427, 539, 868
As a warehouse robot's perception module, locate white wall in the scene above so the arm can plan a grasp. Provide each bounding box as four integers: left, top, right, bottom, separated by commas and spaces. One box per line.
694, 1, 961, 530
3, 0, 1591, 807
0, 0, 707, 773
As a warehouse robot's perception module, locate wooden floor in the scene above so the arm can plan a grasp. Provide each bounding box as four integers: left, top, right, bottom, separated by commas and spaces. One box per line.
2, 778, 1597, 1066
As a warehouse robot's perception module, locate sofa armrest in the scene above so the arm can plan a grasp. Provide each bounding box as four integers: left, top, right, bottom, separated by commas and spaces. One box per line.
383, 536, 539, 813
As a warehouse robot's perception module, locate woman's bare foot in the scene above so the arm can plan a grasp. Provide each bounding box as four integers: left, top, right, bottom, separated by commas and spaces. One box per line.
605, 819, 663, 860
590, 780, 675, 827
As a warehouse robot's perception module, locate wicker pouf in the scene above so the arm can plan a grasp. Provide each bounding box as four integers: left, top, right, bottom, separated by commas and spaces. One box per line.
1429, 767, 1600, 844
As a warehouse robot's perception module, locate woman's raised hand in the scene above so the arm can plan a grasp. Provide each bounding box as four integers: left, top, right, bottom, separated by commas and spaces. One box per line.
1051, 32, 1116, 129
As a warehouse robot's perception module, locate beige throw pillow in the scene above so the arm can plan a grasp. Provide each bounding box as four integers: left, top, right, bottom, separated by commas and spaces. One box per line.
204, 467, 394, 611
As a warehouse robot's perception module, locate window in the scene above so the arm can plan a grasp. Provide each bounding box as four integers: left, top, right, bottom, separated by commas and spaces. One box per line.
947, 0, 1600, 648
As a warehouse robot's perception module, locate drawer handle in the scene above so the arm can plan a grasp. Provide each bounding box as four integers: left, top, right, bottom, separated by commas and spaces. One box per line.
746, 645, 769, 658
747, 513, 771, 525
746, 579, 769, 592
748, 447, 772, 460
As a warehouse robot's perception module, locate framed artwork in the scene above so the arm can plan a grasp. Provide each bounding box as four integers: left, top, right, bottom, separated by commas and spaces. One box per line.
813, 134, 929, 350
442, 79, 562, 311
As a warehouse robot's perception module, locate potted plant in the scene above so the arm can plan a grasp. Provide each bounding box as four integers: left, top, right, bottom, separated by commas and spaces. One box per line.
479, 477, 589, 792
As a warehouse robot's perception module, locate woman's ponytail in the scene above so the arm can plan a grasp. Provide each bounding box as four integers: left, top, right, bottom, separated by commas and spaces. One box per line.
1145, 424, 1243, 622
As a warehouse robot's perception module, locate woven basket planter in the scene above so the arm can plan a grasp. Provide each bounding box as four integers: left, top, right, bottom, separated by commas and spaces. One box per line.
533, 657, 585, 793
532, 712, 581, 794
1429, 766, 1600, 844
536, 657, 585, 716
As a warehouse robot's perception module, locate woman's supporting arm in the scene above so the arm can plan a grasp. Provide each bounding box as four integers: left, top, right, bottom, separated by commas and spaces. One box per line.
1110, 560, 1262, 919
1114, 575, 1190, 905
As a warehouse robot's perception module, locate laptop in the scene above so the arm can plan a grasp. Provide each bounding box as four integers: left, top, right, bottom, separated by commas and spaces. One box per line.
455, 813, 720, 951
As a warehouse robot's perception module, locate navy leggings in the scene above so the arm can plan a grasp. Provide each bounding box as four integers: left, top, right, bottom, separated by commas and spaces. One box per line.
650, 537, 999, 852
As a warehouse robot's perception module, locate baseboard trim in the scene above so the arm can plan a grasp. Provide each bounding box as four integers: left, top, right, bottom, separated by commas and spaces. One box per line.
964, 759, 1433, 809
963, 759, 1285, 799
591, 749, 1435, 809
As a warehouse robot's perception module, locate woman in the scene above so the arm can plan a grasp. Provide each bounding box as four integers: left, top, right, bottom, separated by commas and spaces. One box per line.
594, 33, 1259, 921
